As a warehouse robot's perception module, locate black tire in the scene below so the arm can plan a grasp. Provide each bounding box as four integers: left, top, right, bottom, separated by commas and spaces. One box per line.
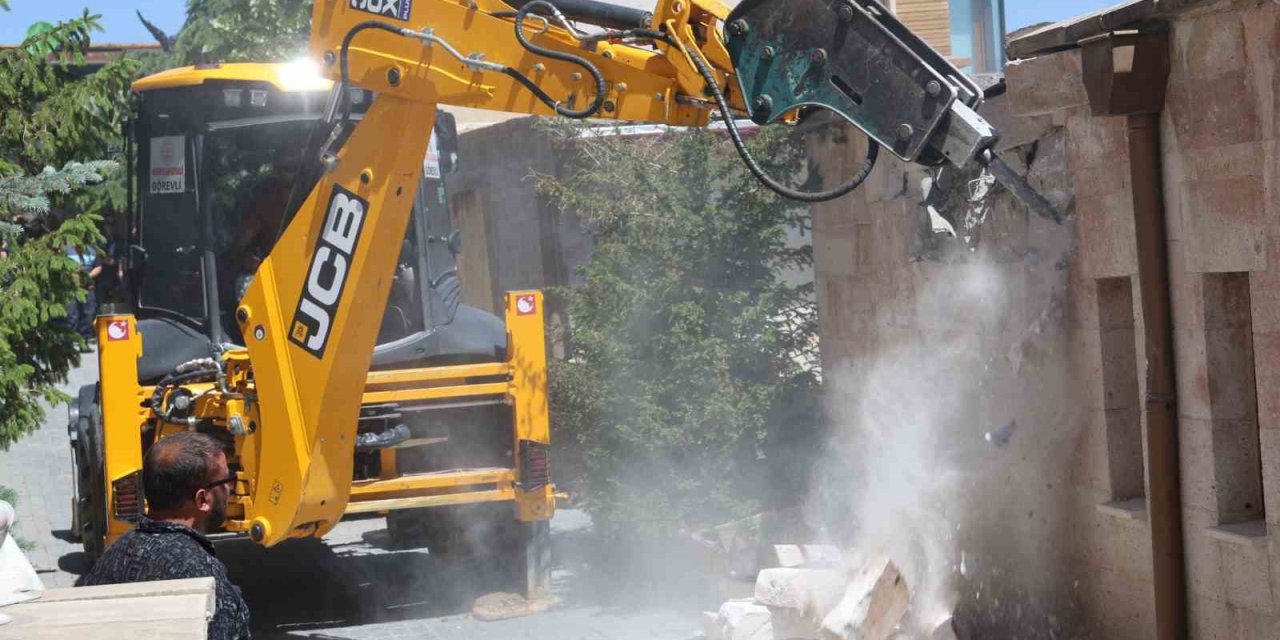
74, 401, 107, 559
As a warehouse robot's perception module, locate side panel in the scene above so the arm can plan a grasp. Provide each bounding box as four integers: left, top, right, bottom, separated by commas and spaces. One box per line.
506, 291, 554, 521
236, 97, 435, 545
97, 315, 147, 546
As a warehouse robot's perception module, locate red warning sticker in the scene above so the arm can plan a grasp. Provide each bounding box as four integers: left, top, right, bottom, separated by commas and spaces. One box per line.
106, 319, 129, 342
516, 294, 537, 316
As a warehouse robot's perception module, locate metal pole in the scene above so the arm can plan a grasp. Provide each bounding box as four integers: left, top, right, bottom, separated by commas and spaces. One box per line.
1127, 112, 1187, 640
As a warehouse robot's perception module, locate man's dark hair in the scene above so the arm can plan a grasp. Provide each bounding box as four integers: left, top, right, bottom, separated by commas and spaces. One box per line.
143, 432, 225, 511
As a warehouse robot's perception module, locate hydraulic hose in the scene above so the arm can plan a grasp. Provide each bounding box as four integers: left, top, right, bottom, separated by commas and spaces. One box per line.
513, 0, 607, 118
338, 21, 405, 123
671, 31, 879, 203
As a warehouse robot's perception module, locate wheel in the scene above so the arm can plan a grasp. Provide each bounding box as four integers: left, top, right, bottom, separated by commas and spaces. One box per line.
72, 401, 107, 559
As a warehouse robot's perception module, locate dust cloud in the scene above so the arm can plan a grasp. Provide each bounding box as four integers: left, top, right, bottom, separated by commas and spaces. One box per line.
813, 236, 1087, 636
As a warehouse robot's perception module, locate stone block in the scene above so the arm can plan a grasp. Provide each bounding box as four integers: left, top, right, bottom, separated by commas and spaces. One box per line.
1174, 327, 1212, 420
1171, 8, 1246, 78
1166, 69, 1260, 152
1180, 141, 1265, 184
1076, 190, 1138, 279
755, 568, 846, 618
816, 233, 858, 278
1103, 407, 1145, 501
1182, 507, 1226, 599
1260, 430, 1280, 526
1168, 245, 1206, 332
769, 606, 823, 640
1065, 111, 1128, 179
1179, 418, 1219, 514
1235, 605, 1280, 640
1249, 238, 1280, 334
1181, 175, 1267, 274
1188, 594, 1234, 640
1212, 417, 1266, 524
982, 96, 1055, 155
1221, 541, 1274, 614
1005, 50, 1088, 116
710, 599, 775, 640
1112, 521, 1154, 583
819, 558, 909, 640
770, 545, 845, 570
1074, 411, 1110, 496
1242, 3, 1280, 140
1255, 332, 1280, 432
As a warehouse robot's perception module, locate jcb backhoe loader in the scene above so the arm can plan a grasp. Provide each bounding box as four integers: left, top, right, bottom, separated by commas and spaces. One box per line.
69, 0, 1053, 599
69, 62, 554, 593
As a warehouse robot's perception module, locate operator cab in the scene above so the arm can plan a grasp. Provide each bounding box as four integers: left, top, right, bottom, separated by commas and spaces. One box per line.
127, 62, 505, 383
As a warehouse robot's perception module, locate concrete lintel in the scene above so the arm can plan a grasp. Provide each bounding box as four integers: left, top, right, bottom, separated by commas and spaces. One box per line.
1006, 0, 1217, 60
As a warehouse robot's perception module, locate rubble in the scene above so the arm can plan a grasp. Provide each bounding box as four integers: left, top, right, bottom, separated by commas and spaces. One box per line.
819, 558, 909, 640
754, 568, 844, 615
706, 599, 774, 640
770, 544, 844, 569
704, 551, 932, 640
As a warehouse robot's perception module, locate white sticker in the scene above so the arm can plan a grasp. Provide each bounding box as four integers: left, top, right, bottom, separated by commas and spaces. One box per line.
423, 132, 441, 179
149, 136, 186, 194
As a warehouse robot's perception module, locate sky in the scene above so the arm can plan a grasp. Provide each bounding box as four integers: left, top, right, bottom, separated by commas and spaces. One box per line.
0, 0, 1129, 45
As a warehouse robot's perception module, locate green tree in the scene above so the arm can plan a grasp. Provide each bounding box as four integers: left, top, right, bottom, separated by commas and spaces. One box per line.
0, 12, 137, 449
540, 123, 819, 538
173, 0, 312, 65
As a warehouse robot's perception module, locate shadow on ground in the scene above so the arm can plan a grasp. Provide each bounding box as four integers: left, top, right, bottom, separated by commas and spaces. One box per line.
207, 511, 719, 639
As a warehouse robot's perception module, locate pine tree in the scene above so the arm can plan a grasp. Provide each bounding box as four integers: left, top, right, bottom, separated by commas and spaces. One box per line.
0, 12, 136, 449
540, 122, 820, 537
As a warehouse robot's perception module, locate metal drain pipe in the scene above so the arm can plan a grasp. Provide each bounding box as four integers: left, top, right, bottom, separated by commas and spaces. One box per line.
1080, 28, 1184, 640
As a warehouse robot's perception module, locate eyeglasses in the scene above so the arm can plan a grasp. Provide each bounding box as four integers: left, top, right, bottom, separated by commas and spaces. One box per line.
202, 475, 237, 491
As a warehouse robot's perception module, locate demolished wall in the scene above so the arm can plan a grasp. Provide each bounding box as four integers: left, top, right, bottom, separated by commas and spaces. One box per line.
806, 0, 1280, 637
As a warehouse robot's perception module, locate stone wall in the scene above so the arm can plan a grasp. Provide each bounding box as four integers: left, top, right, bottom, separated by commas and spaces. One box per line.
807, 1, 1280, 637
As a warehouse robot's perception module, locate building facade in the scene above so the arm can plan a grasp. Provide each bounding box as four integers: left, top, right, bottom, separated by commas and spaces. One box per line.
807, 0, 1280, 636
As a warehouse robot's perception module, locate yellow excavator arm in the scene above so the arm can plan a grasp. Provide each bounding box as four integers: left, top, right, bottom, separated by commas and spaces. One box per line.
232, 0, 754, 544
223, 0, 1050, 544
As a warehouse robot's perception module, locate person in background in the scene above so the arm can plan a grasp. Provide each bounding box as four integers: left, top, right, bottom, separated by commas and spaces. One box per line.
95, 240, 126, 304
76, 431, 251, 640
65, 243, 100, 347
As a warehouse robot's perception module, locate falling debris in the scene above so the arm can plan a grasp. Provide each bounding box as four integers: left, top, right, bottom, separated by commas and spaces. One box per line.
983, 420, 1016, 446
706, 552, 928, 640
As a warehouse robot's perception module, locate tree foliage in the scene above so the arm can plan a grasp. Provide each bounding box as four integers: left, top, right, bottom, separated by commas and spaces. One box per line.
0, 13, 133, 448
173, 0, 312, 65
540, 122, 819, 537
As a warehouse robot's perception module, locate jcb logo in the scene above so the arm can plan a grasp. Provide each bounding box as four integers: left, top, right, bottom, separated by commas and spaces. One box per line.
350, 0, 412, 20
289, 185, 368, 358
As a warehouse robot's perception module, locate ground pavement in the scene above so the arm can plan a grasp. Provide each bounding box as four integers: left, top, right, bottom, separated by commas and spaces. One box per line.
0, 353, 712, 639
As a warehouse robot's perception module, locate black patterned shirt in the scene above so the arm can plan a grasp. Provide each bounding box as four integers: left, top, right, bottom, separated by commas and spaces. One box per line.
76, 516, 251, 640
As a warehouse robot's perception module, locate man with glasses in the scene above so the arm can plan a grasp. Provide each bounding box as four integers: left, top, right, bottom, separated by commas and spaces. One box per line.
76, 431, 251, 640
